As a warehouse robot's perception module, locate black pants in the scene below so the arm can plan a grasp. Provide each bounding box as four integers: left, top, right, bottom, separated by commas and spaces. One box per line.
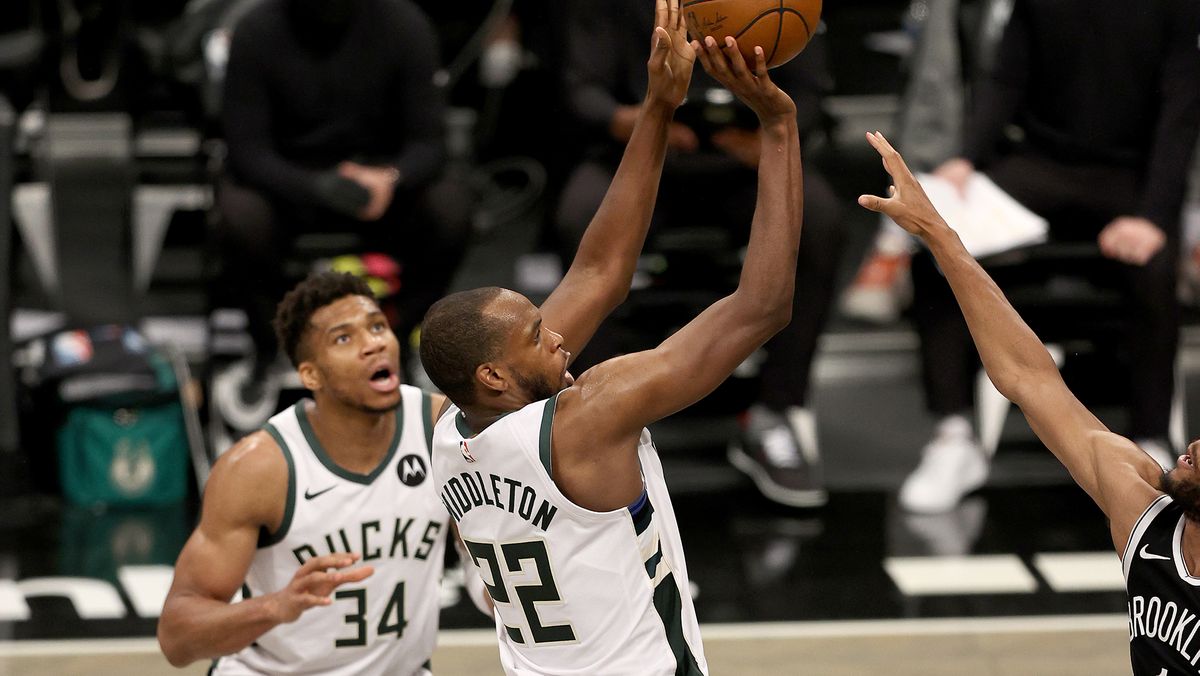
216, 175, 472, 372
911, 148, 1179, 439
555, 153, 847, 410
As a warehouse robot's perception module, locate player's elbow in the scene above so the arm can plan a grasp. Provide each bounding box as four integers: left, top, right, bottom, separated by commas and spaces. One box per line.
733, 291, 792, 340
157, 608, 195, 667
758, 297, 793, 336
987, 355, 1061, 406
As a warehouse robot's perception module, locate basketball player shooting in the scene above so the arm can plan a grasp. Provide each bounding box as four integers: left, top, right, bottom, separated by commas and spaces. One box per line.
858, 131, 1195, 676
418, 5, 804, 672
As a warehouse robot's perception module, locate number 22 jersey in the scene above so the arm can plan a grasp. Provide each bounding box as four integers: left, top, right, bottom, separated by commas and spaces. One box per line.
431, 394, 708, 675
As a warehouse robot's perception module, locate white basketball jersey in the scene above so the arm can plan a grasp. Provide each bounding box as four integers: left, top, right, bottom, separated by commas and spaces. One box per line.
431, 394, 708, 676
215, 385, 448, 676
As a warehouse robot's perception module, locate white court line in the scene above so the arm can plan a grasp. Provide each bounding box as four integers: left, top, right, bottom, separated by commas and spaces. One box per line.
884, 555, 1039, 595
0, 615, 1128, 656
1034, 552, 1126, 592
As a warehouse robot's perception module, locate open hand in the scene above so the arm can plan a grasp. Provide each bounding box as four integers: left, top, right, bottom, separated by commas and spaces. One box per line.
646, 0, 695, 109
693, 36, 795, 124
268, 553, 374, 624
338, 162, 399, 221
857, 131, 948, 241
1098, 216, 1165, 266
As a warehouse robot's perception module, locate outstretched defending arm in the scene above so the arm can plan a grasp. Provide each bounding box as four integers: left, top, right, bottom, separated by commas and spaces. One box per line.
538, 0, 695, 362
856, 132, 1163, 554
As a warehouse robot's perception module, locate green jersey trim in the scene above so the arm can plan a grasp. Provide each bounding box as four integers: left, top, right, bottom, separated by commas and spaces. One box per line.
538, 393, 560, 479
295, 399, 403, 485
653, 572, 705, 676
421, 391, 435, 457
258, 423, 296, 547
455, 410, 474, 438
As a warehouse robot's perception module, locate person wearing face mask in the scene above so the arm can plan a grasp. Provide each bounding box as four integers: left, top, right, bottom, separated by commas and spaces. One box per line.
215, 0, 472, 416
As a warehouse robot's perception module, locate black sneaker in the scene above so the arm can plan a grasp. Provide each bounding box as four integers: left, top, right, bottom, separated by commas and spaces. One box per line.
728, 405, 827, 507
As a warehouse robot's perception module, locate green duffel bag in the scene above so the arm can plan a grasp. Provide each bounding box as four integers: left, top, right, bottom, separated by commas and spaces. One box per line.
57, 401, 188, 507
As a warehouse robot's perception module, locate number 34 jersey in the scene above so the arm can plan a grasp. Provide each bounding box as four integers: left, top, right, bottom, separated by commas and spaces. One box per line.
214, 385, 448, 676
432, 394, 708, 676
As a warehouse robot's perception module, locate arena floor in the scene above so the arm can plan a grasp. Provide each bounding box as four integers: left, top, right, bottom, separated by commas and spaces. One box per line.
3, 619, 1132, 675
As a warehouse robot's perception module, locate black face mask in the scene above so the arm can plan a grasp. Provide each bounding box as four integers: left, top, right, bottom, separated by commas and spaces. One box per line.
286, 0, 362, 53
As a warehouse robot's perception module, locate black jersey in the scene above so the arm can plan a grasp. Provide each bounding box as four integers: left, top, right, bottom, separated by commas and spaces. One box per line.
1124, 495, 1200, 675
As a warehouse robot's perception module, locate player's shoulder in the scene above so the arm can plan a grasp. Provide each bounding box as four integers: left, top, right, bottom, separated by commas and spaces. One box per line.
1085, 429, 1166, 547
207, 430, 289, 497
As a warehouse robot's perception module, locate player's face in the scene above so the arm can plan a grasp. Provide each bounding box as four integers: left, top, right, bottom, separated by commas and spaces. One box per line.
1161, 439, 1200, 521
304, 295, 402, 413
494, 294, 573, 404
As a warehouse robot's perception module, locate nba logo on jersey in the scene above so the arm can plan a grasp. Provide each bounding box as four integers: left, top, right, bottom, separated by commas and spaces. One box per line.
460, 440, 475, 463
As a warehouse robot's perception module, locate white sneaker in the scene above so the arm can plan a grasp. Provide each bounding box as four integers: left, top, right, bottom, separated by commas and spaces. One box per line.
899, 416, 989, 514
1136, 438, 1175, 470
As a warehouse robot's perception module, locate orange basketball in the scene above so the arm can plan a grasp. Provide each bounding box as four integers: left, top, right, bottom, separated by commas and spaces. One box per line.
683, 0, 822, 69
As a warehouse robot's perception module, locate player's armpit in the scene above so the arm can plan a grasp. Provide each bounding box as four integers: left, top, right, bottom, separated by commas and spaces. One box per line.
564, 293, 786, 452
1015, 382, 1162, 552
1086, 432, 1167, 558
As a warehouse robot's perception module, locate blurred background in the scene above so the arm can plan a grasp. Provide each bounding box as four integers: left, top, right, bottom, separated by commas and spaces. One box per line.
0, 0, 1198, 672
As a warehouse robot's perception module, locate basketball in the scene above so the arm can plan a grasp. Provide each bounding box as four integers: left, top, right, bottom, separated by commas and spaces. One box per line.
683, 0, 822, 69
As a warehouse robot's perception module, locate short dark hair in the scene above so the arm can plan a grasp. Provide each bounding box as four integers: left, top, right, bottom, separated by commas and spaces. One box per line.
273, 271, 376, 366
419, 287, 508, 405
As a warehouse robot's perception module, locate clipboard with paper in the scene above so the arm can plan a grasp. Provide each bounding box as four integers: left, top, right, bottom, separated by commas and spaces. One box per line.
892, 173, 1049, 260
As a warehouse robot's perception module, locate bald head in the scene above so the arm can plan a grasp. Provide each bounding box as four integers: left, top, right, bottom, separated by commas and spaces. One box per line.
420, 287, 528, 405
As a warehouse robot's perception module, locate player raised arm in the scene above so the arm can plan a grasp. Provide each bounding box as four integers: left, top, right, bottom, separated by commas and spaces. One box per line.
157, 434, 373, 667
856, 131, 1164, 553
560, 38, 802, 449
538, 0, 694, 361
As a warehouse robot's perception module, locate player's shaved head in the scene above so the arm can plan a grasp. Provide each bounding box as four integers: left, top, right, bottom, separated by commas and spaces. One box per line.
420, 287, 515, 405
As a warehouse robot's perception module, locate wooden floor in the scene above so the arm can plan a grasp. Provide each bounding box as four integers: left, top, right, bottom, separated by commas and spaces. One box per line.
0, 618, 1133, 675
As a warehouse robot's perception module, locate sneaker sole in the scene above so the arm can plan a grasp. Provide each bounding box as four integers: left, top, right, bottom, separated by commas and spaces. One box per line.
727, 444, 828, 508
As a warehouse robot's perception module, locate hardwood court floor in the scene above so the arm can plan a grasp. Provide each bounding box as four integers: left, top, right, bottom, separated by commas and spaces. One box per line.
1, 619, 1133, 675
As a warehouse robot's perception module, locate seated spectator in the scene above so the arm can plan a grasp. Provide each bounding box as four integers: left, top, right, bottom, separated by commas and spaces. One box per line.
557, 0, 848, 507
216, 0, 472, 412
897, 0, 1200, 513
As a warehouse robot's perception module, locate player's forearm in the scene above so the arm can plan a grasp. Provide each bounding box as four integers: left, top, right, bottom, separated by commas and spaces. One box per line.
924, 225, 1060, 402
732, 116, 802, 330
568, 100, 673, 303
158, 593, 281, 667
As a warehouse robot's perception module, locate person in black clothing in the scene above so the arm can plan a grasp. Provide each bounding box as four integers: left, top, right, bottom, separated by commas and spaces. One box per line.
216, 0, 471, 415
898, 0, 1200, 514
862, 128, 1200, 676
555, 0, 846, 508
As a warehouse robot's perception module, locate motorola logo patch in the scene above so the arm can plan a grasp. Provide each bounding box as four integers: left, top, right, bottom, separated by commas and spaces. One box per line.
397, 454, 428, 487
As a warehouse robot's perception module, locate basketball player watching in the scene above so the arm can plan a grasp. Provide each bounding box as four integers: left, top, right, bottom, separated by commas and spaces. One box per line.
858, 131, 1198, 676
158, 272, 488, 675
419, 6, 804, 673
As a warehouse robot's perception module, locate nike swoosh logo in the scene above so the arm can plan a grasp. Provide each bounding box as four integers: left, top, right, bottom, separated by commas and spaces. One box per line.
1140, 544, 1171, 561
304, 485, 336, 500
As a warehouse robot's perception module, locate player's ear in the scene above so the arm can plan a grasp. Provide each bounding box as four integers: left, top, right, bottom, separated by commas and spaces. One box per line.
299, 360, 321, 392
476, 361, 508, 395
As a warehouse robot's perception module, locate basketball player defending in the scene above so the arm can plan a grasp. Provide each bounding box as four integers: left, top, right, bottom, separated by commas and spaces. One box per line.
158, 272, 488, 674
420, 8, 804, 675
859, 131, 1195, 675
